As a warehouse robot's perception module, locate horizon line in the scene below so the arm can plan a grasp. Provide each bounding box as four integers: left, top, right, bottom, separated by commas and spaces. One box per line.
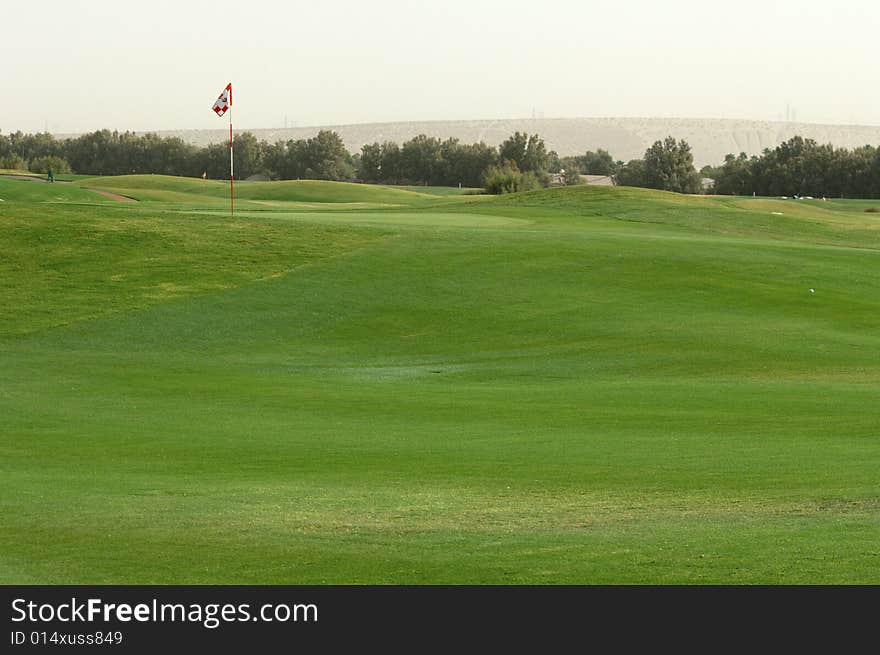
34, 115, 880, 138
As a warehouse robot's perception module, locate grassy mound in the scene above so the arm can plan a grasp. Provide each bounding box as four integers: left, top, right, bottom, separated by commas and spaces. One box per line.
0, 176, 117, 204
78, 174, 437, 207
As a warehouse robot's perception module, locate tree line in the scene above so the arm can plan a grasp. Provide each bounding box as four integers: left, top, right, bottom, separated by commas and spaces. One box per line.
559, 136, 880, 198
700, 137, 880, 198
0, 128, 345, 181
556, 138, 703, 194
3, 127, 880, 198
0, 128, 553, 190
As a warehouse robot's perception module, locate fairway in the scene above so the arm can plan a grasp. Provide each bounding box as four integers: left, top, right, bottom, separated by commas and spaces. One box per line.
2, 175, 879, 583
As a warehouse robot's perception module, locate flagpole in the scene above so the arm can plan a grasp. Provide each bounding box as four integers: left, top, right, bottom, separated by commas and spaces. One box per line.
229, 84, 234, 216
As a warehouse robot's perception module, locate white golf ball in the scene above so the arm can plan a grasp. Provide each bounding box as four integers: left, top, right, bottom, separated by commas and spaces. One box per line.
809, 288, 815, 293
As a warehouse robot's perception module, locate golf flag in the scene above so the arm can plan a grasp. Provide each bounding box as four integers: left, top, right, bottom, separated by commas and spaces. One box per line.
211, 82, 234, 215
212, 83, 232, 117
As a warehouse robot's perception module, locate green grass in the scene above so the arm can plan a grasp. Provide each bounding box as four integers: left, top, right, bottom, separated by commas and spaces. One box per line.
2, 177, 880, 583
78, 175, 440, 209
0, 176, 118, 204
396, 184, 486, 196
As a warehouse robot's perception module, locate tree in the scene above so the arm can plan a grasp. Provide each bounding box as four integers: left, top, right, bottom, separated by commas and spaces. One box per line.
285, 139, 310, 179
379, 141, 402, 183
231, 132, 264, 180
262, 140, 287, 179
7, 131, 62, 163
871, 148, 880, 198
614, 159, 647, 187
29, 156, 71, 175
400, 134, 442, 184
268, 131, 354, 181
436, 137, 462, 186
498, 132, 529, 170
0, 153, 27, 170
712, 153, 753, 196
563, 149, 617, 176
302, 130, 354, 181
583, 149, 616, 175
483, 161, 541, 194
436, 139, 498, 187
643, 137, 701, 193
359, 142, 383, 182
563, 168, 583, 185
63, 129, 117, 174
201, 142, 232, 180
451, 141, 497, 188
498, 132, 549, 183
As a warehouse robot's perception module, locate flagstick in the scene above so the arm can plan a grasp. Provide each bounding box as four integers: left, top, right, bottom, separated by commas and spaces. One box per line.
229, 90, 234, 216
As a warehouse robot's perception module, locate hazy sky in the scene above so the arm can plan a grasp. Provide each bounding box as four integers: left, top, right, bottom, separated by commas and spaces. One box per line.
4, 0, 879, 133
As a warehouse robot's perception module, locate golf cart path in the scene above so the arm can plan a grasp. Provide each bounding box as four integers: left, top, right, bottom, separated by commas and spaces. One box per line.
0, 174, 70, 183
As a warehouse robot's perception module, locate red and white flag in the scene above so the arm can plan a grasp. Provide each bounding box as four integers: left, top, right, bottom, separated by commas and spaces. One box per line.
212, 83, 232, 117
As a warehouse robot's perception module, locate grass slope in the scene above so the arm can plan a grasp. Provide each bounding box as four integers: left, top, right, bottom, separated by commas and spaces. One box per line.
2, 179, 880, 583
78, 174, 439, 208
0, 176, 117, 204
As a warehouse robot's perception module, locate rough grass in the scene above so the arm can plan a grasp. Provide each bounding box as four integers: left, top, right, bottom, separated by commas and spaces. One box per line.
2, 176, 880, 583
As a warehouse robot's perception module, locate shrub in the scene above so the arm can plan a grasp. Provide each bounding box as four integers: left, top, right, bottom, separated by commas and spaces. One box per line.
1, 154, 27, 171
29, 156, 72, 175
483, 161, 541, 194
563, 168, 584, 186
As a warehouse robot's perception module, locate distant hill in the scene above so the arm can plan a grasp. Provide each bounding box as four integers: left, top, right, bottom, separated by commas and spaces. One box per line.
112, 117, 880, 167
